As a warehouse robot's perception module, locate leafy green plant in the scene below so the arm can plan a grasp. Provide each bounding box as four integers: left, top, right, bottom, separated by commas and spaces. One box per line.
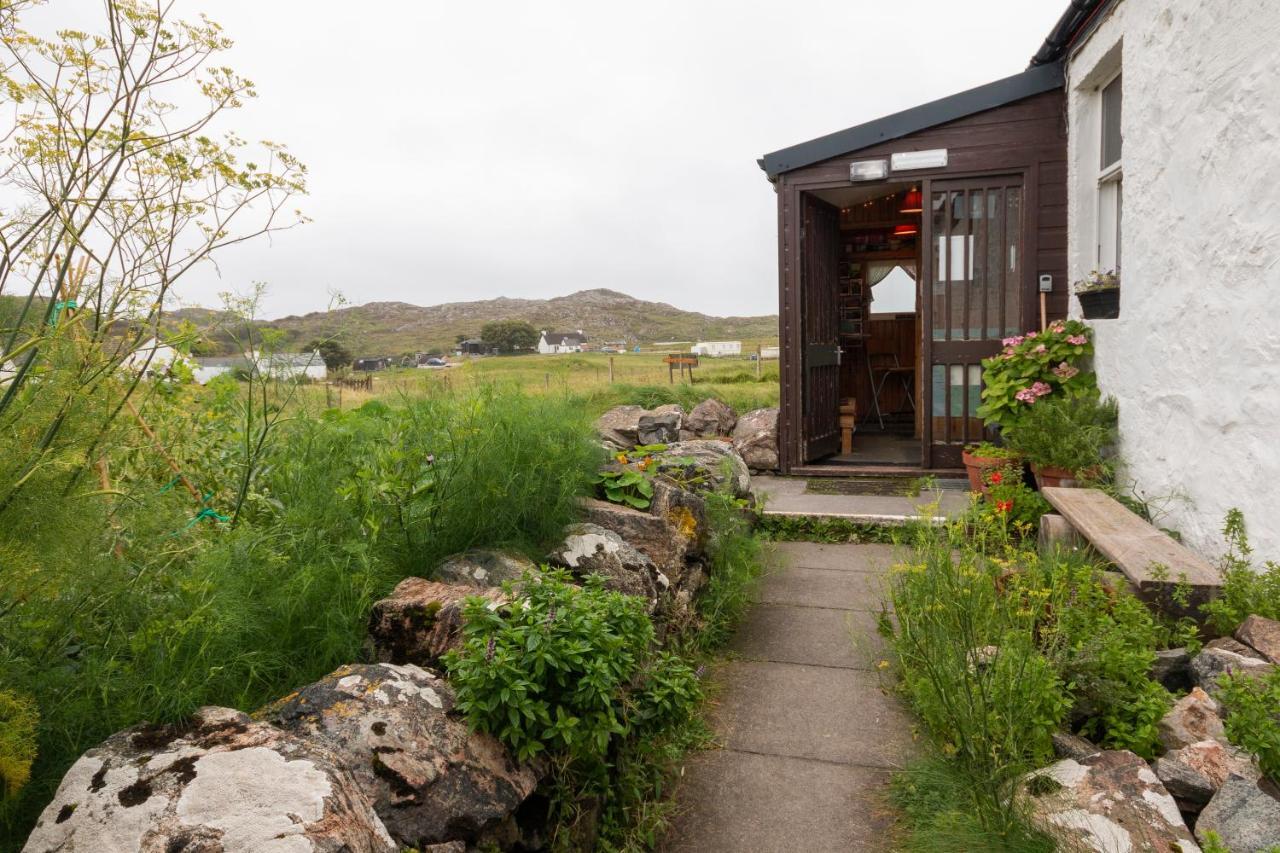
1218, 669, 1280, 783
689, 491, 770, 652
1203, 509, 1280, 633
1001, 394, 1118, 475
0, 691, 38, 802
965, 442, 1022, 461
977, 320, 1096, 429
594, 468, 656, 509
1075, 269, 1119, 294
977, 468, 1051, 531
757, 515, 903, 544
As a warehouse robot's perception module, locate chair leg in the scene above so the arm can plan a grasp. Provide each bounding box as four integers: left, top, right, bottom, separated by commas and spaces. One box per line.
866, 358, 885, 430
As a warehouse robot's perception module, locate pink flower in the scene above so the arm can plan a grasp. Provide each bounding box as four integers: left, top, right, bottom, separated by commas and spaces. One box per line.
1067, 334, 1088, 346
1052, 362, 1079, 380
1015, 381, 1052, 404
1026, 331, 1038, 339
1033, 344, 1047, 354
1050, 321, 1066, 333
1001, 335, 1025, 347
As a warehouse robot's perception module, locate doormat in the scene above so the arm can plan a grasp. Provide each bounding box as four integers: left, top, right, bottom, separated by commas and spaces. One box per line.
805, 476, 968, 498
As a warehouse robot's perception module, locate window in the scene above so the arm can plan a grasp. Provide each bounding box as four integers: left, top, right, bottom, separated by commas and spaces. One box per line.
1097, 72, 1122, 272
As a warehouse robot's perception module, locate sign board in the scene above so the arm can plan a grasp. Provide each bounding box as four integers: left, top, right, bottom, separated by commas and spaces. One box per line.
891, 149, 948, 171
664, 355, 699, 367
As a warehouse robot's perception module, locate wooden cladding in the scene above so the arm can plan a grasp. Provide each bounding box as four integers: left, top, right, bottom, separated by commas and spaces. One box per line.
800, 195, 841, 461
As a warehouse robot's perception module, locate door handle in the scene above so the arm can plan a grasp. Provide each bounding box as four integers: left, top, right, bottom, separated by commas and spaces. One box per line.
836, 347, 842, 367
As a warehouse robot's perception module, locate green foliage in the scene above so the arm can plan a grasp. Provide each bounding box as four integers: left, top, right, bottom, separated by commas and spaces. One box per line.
977, 468, 1052, 531
690, 492, 769, 652
480, 320, 539, 354
1203, 509, 1280, 633
594, 468, 655, 509
0, 691, 38, 802
1002, 394, 1118, 474
306, 338, 352, 370
977, 320, 1096, 429
1218, 669, 1280, 783
446, 569, 702, 765
757, 514, 903, 544
965, 442, 1023, 461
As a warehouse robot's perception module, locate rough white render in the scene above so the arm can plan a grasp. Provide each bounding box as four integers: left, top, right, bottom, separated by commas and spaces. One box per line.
1065, 0, 1280, 561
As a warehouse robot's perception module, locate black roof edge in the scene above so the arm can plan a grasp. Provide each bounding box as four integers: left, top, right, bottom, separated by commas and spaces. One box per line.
759, 62, 1064, 178
1030, 0, 1117, 67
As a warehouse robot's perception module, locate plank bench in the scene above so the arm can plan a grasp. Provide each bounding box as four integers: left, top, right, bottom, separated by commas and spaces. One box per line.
1040, 487, 1222, 615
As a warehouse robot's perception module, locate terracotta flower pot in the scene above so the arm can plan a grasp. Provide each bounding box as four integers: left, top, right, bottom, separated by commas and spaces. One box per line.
1031, 463, 1082, 489
962, 449, 1019, 495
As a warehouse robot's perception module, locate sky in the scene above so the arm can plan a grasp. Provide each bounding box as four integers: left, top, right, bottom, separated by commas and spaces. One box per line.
72, 1, 1065, 318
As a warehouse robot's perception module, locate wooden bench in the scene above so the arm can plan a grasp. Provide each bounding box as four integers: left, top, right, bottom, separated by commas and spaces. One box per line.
1040, 487, 1222, 615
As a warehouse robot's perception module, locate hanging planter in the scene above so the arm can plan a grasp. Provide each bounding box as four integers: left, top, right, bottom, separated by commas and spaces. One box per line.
1075, 271, 1120, 319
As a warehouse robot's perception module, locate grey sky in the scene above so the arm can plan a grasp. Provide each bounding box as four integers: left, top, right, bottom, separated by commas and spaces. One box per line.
166, 1, 1065, 318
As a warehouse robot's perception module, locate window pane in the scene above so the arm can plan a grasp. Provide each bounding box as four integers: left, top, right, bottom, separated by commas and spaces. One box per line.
931, 192, 946, 340
950, 191, 966, 340
1101, 73, 1122, 169
1098, 179, 1121, 272
987, 188, 1004, 338
1004, 187, 1022, 335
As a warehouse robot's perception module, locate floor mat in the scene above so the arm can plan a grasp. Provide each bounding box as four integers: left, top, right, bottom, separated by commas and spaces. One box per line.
805, 476, 968, 497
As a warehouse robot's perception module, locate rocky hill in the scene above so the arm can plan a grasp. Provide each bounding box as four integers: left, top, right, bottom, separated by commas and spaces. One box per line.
175, 289, 778, 355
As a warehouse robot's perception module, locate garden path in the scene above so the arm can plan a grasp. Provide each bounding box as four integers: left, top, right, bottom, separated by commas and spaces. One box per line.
663, 542, 915, 852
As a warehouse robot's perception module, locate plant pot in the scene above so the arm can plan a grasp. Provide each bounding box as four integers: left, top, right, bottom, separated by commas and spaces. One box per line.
1077, 288, 1119, 319
1031, 463, 1084, 489
962, 449, 1019, 495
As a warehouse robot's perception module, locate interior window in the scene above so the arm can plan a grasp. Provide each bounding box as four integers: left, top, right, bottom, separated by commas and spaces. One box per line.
868, 262, 917, 314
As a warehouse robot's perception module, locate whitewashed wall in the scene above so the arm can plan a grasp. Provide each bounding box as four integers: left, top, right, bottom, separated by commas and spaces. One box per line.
1065, 0, 1280, 560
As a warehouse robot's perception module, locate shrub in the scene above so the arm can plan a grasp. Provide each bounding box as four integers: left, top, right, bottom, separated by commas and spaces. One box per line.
1217, 669, 1280, 783
1202, 509, 1280, 633
977, 320, 1096, 429
691, 492, 769, 652
978, 467, 1052, 530
1001, 394, 1118, 474
0, 691, 38, 802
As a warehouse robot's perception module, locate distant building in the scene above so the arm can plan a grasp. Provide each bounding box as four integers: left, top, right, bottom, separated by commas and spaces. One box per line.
456, 339, 490, 356
121, 337, 187, 377
691, 341, 742, 357
192, 356, 243, 384
759, 345, 780, 360
538, 330, 586, 354
259, 351, 327, 382
353, 357, 393, 372
0, 359, 15, 387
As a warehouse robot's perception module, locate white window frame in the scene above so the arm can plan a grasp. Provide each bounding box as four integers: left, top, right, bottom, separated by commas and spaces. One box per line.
1096, 70, 1122, 273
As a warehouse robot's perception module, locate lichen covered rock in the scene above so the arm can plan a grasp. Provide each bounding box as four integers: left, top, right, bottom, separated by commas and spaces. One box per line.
434, 549, 536, 588
368, 578, 506, 668
1190, 637, 1275, 693
271, 663, 542, 849
596, 405, 646, 449
652, 440, 750, 497
23, 707, 394, 853
1154, 739, 1258, 810
1158, 686, 1227, 751
1196, 775, 1280, 852
1236, 614, 1280, 663
685, 398, 737, 438
731, 408, 779, 471
547, 522, 662, 604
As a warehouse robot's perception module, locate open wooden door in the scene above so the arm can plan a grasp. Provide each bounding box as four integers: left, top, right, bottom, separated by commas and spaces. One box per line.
922, 176, 1026, 467
800, 194, 841, 462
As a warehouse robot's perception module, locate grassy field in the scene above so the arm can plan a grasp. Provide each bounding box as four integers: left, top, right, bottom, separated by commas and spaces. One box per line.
313, 350, 781, 416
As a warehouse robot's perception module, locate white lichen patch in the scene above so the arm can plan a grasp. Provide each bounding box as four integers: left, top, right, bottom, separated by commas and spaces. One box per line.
23, 755, 167, 853
175, 748, 333, 853
336, 675, 366, 693
1042, 759, 1090, 790
1141, 788, 1188, 832
372, 664, 444, 708
560, 533, 618, 567
1048, 808, 1134, 853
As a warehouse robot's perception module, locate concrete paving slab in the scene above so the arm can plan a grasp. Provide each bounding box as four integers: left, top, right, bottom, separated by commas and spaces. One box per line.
757, 565, 888, 611
761, 489, 969, 521
730, 603, 887, 670
663, 749, 896, 853
710, 660, 915, 768
773, 541, 903, 573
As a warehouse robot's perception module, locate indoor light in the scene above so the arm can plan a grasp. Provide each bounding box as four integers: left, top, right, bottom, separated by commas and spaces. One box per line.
892, 223, 918, 237
900, 187, 923, 214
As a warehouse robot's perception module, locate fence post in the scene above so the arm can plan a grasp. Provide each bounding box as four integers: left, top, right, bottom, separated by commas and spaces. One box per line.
608, 356, 614, 384
756, 344, 762, 379
545, 373, 550, 390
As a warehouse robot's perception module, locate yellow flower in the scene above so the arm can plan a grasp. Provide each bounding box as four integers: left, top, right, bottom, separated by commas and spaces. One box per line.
876, 659, 890, 670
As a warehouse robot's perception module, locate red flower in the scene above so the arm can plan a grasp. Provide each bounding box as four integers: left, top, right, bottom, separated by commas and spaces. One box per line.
995, 500, 1014, 514
989, 471, 1004, 485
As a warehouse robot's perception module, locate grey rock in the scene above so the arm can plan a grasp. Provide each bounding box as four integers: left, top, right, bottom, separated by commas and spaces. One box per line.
1191, 637, 1275, 694
1022, 750, 1197, 852
1154, 753, 1217, 808
686, 398, 738, 438
652, 440, 751, 498
548, 522, 661, 604
271, 663, 541, 849
637, 411, 681, 445
1196, 775, 1280, 853
596, 405, 646, 449
368, 578, 507, 668
1158, 687, 1227, 751
434, 549, 535, 588
580, 497, 690, 584
1051, 731, 1101, 761
1150, 647, 1193, 692
1155, 739, 1258, 810
649, 477, 710, 562
731, 408, 779, 471
22, 707, 395, 853
1236, 614, 1280, 664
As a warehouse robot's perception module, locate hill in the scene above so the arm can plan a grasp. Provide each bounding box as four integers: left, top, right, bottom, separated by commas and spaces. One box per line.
174, 289, 778, 355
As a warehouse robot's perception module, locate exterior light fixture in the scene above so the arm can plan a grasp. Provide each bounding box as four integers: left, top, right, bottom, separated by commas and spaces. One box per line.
891, 149, 948, 171
849, 159, 888, 182
900, 187, 923, 214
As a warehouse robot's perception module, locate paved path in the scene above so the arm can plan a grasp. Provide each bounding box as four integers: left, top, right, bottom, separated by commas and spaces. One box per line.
754, 475, 970, 523
664, 543, 915, 853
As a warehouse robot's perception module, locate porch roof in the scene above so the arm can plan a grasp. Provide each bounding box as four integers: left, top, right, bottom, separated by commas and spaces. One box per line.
758, 62, 1063, 179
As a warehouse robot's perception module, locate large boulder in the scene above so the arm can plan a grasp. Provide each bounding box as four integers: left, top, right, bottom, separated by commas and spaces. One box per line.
649, 478, 710, 561
270, 663, 541, 849
580, 498, 690, 585
1155, 739, 1259, 810
1236, 614, 1280, 663
731, 408, 779, 471
1190, 637, 1275, 693
434, 549, 536, 588
547, 522, 662, 604
652, 440, 750, 498
637, 410, 681, 445
1196, 775, 1280, 852
23, 707, 395, 853
368, 579, 506, 668
1022, 750, 1198, 852
1158, 686, 1227, 751
596, 405, 646, 449
685, 398, 737, 438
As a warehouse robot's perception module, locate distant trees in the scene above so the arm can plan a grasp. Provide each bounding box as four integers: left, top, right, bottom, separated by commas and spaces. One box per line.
480, 321, 538, 354
307, 339, 353, 370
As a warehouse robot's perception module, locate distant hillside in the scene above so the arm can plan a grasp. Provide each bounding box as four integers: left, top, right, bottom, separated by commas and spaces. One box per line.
173, 289, 778, 356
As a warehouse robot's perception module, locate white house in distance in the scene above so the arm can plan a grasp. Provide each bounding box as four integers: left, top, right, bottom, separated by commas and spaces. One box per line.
120, 337, 187, 377
258, 351, 327, 382
537, 330, 586, 354
691, 341, 741, 357
1042, 0, 1280, 558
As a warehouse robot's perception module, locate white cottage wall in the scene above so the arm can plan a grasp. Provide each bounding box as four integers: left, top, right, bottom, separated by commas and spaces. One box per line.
1065, 0, 1280, 560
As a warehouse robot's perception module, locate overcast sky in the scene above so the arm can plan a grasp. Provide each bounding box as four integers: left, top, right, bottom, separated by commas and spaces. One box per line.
138, 1, 1063, 318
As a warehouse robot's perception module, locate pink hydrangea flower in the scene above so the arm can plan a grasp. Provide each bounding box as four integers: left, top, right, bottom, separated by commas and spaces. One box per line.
1001, 335, 1024, 347
1067, 334, 1088, 345
1052, 362, 1079, 380
1050, 321, 1066, 333
1033, 344, 1047, 354
1015, 381, 1052, 404
1026, 331, 1038, 339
